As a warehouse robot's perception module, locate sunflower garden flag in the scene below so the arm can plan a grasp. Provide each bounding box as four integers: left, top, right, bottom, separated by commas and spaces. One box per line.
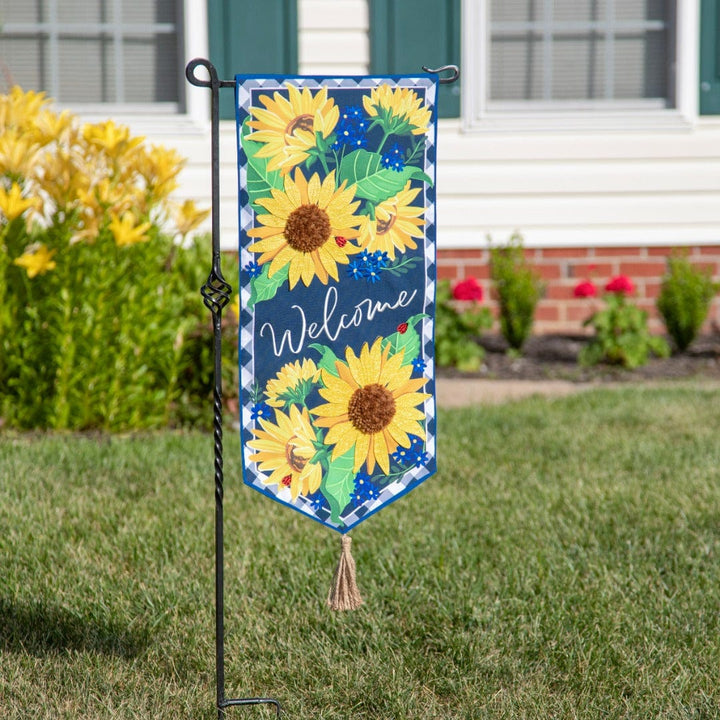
235, 75, 438, 574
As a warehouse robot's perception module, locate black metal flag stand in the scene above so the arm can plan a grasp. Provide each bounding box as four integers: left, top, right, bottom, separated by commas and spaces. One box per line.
184, 57, 458, 719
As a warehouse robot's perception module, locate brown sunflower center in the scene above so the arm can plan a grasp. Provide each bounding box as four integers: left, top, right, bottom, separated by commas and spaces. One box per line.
348, 383, 396, 434
376, 212, 397, 235
286, 113, 314, 136
285, 438, 308, 473
284, 204, 332, 253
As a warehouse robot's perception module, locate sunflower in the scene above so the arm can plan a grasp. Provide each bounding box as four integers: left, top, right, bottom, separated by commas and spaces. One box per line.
247, 84, 339, 176
248, 168, 362, 289
363, 85, 431, 136
312, 338, 430, 474
357, 182, 425, 260
248, 405, 322, 500
265, 359, 320, 408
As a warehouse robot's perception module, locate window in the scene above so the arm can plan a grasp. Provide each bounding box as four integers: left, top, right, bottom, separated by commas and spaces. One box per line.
489, 0, 674, 109
463, 0, 689, 128
0, 0, 184, 111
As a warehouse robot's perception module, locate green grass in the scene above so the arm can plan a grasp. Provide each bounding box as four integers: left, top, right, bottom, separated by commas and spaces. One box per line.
1, 385, 719, 719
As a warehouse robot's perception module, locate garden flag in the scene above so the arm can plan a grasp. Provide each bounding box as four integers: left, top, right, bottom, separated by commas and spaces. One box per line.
235, 74, 438, 606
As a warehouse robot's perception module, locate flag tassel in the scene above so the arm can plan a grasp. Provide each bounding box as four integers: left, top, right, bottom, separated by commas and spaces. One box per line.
327, 535, 363, 611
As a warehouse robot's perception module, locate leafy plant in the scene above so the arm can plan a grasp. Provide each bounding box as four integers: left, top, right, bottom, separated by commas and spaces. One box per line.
435, 278, 492, 371
580, 277, 669, 369
0, 86, 218, 430
656, 253, 719, 352
489, 235, 544, 352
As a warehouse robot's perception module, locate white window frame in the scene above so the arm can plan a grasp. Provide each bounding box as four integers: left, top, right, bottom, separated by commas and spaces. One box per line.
461, 0, 700, 132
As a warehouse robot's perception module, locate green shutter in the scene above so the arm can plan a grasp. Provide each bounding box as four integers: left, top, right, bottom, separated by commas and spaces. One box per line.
207, 0, 298, 120
700, 0, 720, 114
369, 0, 461, 118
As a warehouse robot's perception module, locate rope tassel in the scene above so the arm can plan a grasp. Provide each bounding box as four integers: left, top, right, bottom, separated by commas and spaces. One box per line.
327, 536, 363, 611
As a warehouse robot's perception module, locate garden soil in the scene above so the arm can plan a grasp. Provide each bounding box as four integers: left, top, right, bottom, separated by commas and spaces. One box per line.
437, 332, 720, 407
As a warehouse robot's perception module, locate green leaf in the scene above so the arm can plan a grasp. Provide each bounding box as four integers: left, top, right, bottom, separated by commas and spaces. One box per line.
240, 119, 285, 211
247, 263, 289, 309
308, 343, 340, 376
321, 447, 356, 524
381, 313, 428, 365
337, 149, 433, 205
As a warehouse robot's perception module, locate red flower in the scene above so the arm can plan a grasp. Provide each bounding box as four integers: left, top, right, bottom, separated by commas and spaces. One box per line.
573, 280, 597, 298
452, 277, 484, 301
605, 275, 634, 295
397, 322, 408, 334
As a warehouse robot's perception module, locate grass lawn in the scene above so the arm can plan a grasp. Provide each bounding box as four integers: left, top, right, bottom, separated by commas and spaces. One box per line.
1, 385, 719, 719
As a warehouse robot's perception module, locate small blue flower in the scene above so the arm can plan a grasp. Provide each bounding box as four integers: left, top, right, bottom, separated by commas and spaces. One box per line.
411, 356, 426, 373
250, 402, 272, 421
413, 451, 429, 468
332, 108, 369, 150
347, 261, 364, 280
364, 484, 380, 501
244, 261, 262, 278
391, 447, 410, 464
372, 250, 389, 269
350, 472, 380, 505
392, 437, 428, 468
381, 142, 405, 172
365, 267, 381, 283
341, 106, 365, 122
308, 493, 327, 511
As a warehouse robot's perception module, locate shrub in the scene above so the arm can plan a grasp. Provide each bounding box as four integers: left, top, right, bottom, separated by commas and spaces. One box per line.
435, 278, 492, 371
489, 235, 544, 352
656, 253, 719, 352
0, 86, 217, 430
579, 276, 669, 369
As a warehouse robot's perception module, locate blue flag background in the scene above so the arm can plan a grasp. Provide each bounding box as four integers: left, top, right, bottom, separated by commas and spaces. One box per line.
235, 75, 438, 533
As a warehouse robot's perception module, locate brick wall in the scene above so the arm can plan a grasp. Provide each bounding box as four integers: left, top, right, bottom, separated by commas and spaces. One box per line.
437, 246, 720, 335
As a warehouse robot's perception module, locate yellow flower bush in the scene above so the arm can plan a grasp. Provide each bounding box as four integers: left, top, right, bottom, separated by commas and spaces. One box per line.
0, 86, 215, 430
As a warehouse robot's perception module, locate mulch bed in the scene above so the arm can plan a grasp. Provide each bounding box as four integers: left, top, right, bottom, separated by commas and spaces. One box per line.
438, 333, 720, 383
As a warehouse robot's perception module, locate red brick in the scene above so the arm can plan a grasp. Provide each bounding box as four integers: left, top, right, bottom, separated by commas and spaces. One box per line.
437, 264, 459, 281
462, 263, 491, 280
538, 247, 590, 258
594, 246, 644, 257
534, 304, 561, 322
565, 304, 596, 323
438, 248, 485, 260
647, 247, 675, 257
568, 262, 614, 279
529, 263, 561, 280
696, 246, 720, 256
642, 280, 663, 298
545, 284, 578, 300
618, 261, 666, 278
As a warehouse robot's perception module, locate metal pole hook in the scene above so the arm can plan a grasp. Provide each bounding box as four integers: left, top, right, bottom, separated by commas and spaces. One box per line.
422, 64, 460, 84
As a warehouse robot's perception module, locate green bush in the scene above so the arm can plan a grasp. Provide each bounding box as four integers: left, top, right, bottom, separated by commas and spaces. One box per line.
0, 86, 231, 430
435, 279, 492, 371
656, 253, 719, 352
489, 235, 544, 352
580, 291, 670, 369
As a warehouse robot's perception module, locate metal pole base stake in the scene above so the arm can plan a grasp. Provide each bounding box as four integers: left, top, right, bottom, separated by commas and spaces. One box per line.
186, 57, 282, 719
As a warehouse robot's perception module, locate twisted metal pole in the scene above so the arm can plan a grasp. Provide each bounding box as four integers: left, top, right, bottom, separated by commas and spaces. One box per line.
185, 57, 281, 720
